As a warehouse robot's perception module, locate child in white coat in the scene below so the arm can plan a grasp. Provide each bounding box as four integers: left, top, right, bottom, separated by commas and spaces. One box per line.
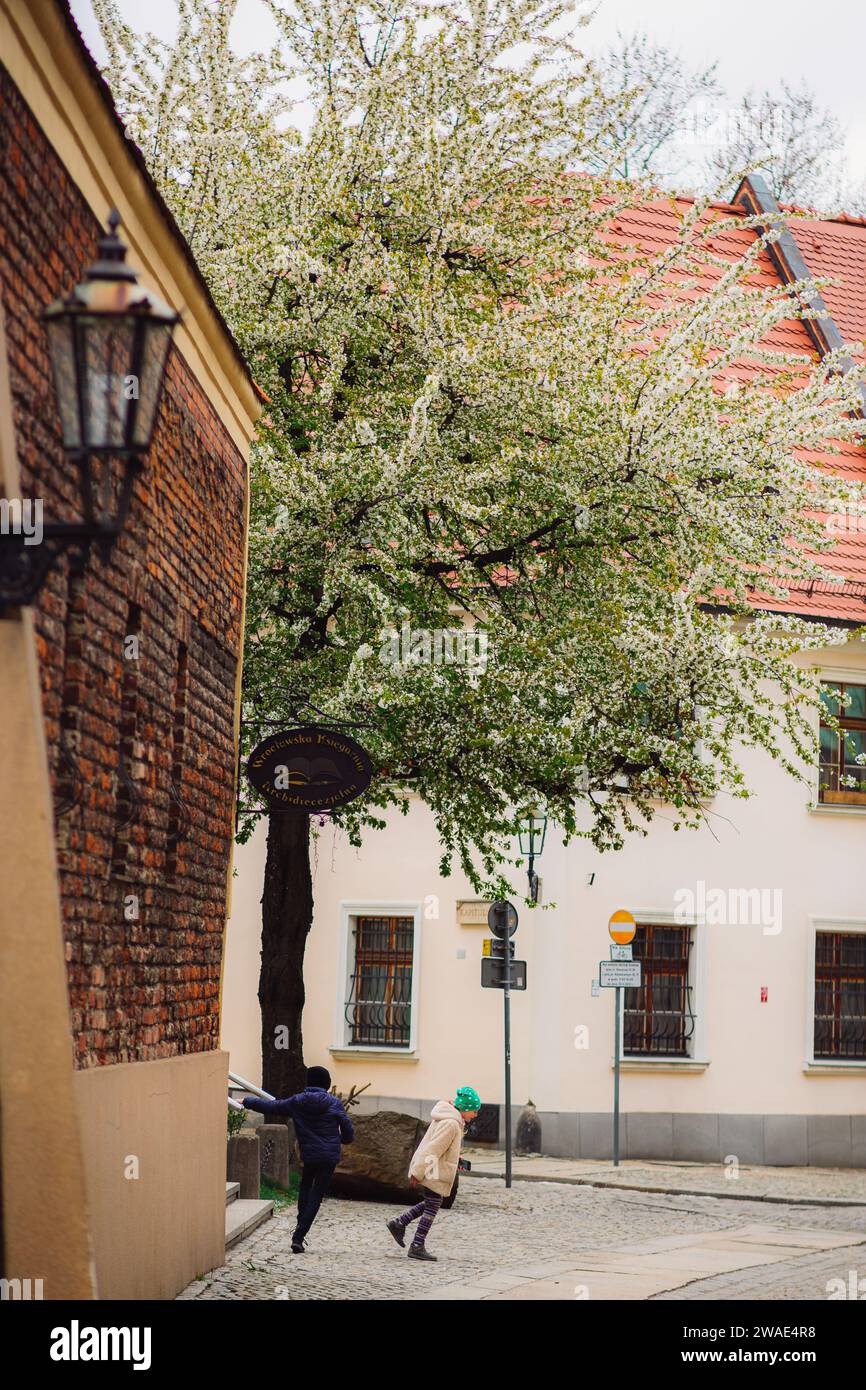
386, 1085, 480, 1261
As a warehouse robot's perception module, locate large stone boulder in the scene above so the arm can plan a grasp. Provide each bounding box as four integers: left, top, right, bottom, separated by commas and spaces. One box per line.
331, 1110, 428, 1201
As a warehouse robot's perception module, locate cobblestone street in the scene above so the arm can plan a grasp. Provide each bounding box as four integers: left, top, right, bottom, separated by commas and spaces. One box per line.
179, 1174, 866, 1302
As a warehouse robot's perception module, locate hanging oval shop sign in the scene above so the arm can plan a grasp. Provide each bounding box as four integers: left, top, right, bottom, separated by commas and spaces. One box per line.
246, 725, 373, 813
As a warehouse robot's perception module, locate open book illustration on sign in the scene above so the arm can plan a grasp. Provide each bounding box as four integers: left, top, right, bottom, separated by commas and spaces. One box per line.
284, 755, 343, 786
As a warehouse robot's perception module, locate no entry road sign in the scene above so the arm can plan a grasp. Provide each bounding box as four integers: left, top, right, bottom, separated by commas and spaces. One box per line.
608, 909, 636, 945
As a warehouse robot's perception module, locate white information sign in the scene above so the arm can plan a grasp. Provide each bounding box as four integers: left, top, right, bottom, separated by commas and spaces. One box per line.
599, 960, 642, 988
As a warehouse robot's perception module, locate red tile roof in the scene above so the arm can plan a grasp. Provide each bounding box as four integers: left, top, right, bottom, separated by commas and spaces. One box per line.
788, 215, 866, 353
606, 194, 866, 624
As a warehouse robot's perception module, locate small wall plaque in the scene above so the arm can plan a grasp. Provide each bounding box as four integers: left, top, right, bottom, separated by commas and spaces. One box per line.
456, 900, 492, 927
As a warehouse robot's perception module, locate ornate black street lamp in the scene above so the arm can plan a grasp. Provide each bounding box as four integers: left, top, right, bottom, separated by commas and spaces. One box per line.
0, 210, 179, 613
518, 808, 547, 903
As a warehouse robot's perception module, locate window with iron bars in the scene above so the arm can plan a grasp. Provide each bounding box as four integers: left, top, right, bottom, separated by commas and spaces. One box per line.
623, 924, 695, 1057
814, 932, 866, 1060
345, 915, 414, 1048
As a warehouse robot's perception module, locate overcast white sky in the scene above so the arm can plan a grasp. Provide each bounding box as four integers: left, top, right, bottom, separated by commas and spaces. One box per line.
71, 0, 866, 187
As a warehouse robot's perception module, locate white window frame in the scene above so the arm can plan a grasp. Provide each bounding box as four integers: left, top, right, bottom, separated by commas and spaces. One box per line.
804, 915, 866, 1072
808, 665, 866, 817
331, 900, 422, 1061
617, 908, 709, 1069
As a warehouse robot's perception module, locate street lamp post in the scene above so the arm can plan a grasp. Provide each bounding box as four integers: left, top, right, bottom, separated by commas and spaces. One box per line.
518, 809, 547, 903
0, 210, 179, 613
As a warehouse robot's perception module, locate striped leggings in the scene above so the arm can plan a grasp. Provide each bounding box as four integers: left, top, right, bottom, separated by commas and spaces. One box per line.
395, 1187, 443, 1247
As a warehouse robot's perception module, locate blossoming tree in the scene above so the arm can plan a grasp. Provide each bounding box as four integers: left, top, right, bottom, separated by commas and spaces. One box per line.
93, 0, 865, 1093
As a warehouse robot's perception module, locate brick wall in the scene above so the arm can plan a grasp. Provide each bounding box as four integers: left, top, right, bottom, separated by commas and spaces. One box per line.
0, 62, 248, 1066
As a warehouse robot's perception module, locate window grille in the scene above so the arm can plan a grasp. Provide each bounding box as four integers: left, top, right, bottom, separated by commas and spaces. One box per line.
345, 915, 414, 1047
814, 932, 866, 1060
623, 924, 695, 1057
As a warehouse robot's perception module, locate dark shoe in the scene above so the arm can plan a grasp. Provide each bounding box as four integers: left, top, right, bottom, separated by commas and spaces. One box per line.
387, 1219, 406, 1248
408, 1244, 437, 1262
291, 1239, 306, 1254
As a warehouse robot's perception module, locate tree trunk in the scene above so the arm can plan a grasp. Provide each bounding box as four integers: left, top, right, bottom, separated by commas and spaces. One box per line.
259, 811, 312, 1097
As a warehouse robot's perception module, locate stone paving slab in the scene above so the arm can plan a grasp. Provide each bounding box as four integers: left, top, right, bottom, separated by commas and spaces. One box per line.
472, 1271, 539, 1289
413, 1284, 499, 1300
713, 1224, 865, 1249
410, 1224, 866, 1302
485, 1272, 676, 1301
464, 1148, 866, 1205
563, 1248, 774, 1273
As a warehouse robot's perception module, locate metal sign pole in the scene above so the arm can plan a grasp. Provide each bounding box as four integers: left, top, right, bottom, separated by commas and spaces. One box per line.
613, 985, 621, 1167
504, 943, 512, 1189
605, 910, 636, 1170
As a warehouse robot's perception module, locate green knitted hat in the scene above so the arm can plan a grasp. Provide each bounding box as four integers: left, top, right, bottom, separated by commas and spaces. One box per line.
454, 1085, 481, 1112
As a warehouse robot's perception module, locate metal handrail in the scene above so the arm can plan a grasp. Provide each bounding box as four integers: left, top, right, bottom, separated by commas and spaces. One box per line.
228, 1070, 275, 1102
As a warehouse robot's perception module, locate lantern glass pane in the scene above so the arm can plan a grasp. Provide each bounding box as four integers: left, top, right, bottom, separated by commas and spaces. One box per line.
45, 315, 82, 448
131, 320, 173, 448
80, 314, 137, 449
519, 814, 546, 856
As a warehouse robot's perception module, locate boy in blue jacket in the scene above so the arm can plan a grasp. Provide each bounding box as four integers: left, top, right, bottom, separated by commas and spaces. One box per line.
243, 1065, 354, 1253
